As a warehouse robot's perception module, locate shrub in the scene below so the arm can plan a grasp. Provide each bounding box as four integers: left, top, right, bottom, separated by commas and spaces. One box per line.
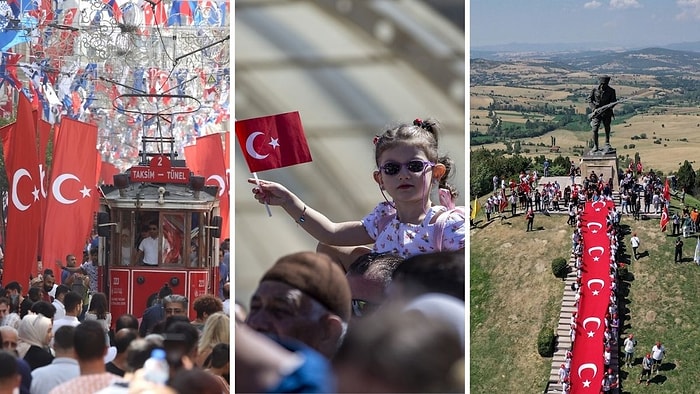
629, 144, 635, 149
537, 325, 555, 357
552, 257, 569, 279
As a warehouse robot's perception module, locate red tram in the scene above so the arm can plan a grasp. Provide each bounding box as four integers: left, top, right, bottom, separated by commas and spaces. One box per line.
98, 136, 223, 323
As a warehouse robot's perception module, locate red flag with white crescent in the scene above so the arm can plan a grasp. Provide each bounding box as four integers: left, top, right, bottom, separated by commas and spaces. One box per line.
41, 118, 98, 278
660, 205, 669, 232
663, 178, 671, 202
189, 133, 229, 240
235, 111, 312, 173
4, 94, 43, 282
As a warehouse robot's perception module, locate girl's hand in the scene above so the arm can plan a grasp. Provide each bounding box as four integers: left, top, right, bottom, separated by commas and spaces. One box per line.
248, 178, 293, 206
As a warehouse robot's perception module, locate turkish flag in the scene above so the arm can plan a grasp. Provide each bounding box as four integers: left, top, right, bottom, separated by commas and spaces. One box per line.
100, 160, 120, 185
4, 94, 42, 283
42, 118, 98, 278
660, 205, 669, 232
663, 178, 671, 202
235, 111, 312, 173
570, 200, 614, 393
188, 133, 230, 240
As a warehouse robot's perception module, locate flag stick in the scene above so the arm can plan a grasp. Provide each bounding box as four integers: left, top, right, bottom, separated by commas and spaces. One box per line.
252, 172, 272, 217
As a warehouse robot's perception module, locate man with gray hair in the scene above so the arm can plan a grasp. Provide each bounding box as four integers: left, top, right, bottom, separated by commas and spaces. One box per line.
163, 294, 189, 319
246, 251, 351, 359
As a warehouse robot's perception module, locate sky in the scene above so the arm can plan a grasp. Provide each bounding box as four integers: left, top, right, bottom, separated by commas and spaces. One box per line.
470, 0, 700, 48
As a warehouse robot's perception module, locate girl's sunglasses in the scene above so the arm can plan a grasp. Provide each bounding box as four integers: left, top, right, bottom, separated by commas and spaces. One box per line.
380, 160, 434, 176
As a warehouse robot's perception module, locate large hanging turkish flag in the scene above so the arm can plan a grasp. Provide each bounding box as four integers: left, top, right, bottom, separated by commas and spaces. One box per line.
187, 133, 230, 240
4, 94, 43, 283
42, 118, 98, 278
235, 111, 312, 173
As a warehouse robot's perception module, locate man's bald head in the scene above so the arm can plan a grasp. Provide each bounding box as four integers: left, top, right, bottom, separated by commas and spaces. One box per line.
114, 328, 139, 354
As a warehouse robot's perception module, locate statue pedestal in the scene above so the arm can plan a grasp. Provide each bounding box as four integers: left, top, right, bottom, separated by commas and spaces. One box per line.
580, 152, 619, 191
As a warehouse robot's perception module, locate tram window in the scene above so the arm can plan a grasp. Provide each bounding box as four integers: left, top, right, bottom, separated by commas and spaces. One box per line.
162, 214, 185, 265
119, 230, 132, 266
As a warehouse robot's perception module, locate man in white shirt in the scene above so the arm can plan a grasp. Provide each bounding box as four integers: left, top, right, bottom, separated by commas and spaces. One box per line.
52, 292, 82, 338
134, 223, 170, 266
31, 326, 80, 394
651, 341, 666, 375
630, 233, 641, 260
52, 285, 70, 321
623, 333, 637, 367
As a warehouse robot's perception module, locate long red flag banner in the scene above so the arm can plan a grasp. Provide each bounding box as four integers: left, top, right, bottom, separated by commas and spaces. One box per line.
4, 94, 43, 282
570, 200, 615, 393
41, 118, 98, 279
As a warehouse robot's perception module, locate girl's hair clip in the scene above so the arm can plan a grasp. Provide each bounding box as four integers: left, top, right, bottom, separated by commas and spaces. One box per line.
413, 118, 423, 127
373, 135, 380, 145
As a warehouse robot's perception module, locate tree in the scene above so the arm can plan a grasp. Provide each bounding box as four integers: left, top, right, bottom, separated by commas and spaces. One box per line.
513, 140, 521, 154
677, 160, 696, 195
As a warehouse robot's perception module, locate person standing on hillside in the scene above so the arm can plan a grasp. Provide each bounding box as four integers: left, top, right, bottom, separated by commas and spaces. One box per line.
525, 208, 534, 232
623, 334, 637, 367
651, 341, 666, 375
631, 233, 641, 261
675, 237, 684, 263
588, 75, 617, 154
639, 353, 653, 385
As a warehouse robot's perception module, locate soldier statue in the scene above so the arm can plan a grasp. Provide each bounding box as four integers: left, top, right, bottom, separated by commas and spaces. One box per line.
588, 75, 617, 154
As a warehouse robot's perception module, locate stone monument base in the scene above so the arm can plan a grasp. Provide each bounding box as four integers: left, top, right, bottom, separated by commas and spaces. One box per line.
580, 152, 619, 190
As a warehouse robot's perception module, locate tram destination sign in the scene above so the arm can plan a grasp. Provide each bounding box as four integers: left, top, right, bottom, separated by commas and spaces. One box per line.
130, 155, 190, 184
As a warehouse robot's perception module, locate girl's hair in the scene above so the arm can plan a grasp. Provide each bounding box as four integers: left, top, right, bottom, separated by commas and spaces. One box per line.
198, 312, 230, 364
89, 292, 108, 320
374, 117, 458, 200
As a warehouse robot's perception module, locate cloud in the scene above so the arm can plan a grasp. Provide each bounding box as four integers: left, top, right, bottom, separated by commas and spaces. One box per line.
609, 0, 641, 9
584, 1, 602, 8
676, 0, 700, 20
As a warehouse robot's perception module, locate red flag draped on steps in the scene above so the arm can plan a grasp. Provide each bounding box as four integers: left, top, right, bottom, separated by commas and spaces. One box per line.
187, 133, 230, 240
41, 118, 98, 278
570, 199, 614, 394
4, 94, 43, 283
235, 111, 312, 173
660, 205, 669, 232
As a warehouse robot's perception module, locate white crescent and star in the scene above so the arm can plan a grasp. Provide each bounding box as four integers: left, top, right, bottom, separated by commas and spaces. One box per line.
11, 168, 34, 212
578, 363, 598, 380
587, 278, 605, 295
52, 173, 90, 205
587, 222, 603, 234
591, 200, 606, 211
587, 246, 605, 261
245, 132, 280, 160
582, 316, 601, 338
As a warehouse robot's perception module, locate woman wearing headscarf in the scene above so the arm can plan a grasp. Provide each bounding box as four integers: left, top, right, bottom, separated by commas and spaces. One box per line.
16, 314, 54, 370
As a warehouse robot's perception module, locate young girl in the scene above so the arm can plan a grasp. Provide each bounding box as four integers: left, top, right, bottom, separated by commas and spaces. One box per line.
249, 118, 465, 268
84, 292, 112, 344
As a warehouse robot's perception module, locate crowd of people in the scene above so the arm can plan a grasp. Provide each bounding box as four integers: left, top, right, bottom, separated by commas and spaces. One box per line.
236, 250, 465, 393
0, 248, 231, 394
